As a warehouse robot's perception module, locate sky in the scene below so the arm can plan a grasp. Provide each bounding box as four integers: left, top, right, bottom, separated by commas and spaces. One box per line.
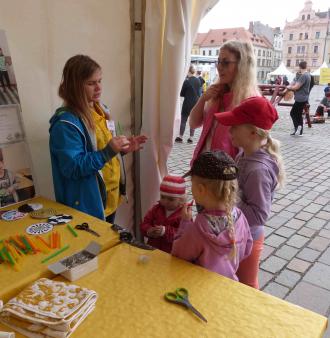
198, 0, 328, 32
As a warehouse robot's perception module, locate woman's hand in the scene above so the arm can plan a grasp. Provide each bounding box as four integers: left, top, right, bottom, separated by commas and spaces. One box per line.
181, 203, 192, 221
202, 84, 220, 102
123, 135, 148, 153
109, 136, 130, 153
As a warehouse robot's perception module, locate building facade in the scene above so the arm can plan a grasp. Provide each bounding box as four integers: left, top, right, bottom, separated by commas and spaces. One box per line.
194, 27, 274, 82
282, 1, 330, 72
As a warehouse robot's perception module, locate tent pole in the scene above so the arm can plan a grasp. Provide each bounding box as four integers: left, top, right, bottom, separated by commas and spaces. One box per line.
130, 0, 145, 239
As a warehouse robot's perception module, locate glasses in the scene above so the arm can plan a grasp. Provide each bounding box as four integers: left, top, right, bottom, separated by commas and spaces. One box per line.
216, 59, 237, 68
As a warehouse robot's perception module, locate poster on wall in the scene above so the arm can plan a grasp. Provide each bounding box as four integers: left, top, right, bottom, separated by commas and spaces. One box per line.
0, 29, 35, 208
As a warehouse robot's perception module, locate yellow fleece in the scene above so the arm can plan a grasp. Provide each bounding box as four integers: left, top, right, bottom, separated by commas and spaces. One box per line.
91, 103, 121, 216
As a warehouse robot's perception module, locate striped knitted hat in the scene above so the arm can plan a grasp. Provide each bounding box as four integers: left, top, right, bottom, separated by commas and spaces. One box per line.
160, 175, 186, 198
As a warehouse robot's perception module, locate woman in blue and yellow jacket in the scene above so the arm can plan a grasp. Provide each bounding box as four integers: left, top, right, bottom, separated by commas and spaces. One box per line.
49, 55, 147, 221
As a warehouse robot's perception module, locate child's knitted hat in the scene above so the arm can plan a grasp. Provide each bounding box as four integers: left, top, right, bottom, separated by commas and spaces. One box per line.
160, 175, 186, 198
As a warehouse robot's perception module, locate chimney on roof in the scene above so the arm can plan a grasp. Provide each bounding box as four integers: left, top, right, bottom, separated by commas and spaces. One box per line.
249, 21, 253, 33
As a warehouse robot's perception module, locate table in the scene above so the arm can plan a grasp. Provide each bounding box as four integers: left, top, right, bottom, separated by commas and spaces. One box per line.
3, 243, 323, 338
0, 196, 120, 301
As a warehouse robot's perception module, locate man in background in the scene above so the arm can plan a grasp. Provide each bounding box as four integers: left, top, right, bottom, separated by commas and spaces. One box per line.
287, 61, 311, 136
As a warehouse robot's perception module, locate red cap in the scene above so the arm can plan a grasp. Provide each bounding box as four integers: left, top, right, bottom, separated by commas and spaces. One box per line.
215, 96, 279, 130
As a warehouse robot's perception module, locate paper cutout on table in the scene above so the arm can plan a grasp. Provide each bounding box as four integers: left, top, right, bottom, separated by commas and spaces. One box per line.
18, 203, 43, 213
29, 208, 57, 219
26, 222, 53, 235
47, 214, 73, 225
1, 210, 26, 221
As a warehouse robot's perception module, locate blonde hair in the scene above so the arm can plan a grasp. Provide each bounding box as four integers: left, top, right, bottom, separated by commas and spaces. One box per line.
195, 176, 238, 262
212, 40, 259, 109
254, 127, 286, 188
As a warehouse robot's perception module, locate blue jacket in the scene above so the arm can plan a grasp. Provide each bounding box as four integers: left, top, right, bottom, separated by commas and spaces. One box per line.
49, 108, 117, 220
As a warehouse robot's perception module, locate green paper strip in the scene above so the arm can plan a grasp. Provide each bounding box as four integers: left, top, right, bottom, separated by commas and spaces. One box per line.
67, 224, 78, 237
117, 122, 123, 135
41, 245, 70, 264
21, 236, 32, 252
3, 247, 15, 266
9, 240, 27, 255
0, 248, 5, 262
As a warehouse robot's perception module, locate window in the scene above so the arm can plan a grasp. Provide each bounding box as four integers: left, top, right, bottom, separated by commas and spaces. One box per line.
305, 33, 308, 39
223, 32, 226, 35
297, 46, 301, 53
288, 46, 292, 54
202, 50, 205, 56
312, 59, 317, 67
314, 45, 318, 53
315, 32, 320, 39
307, 14, 310, 19
208, 50, 212, 56
262, 59, 265, 66
263, 50, 265, 56
210, 39, 214, 43
216, 49, 219, 55
302, 15, 305, 20
257, 59, 261, 66
301, 46, 305, 53
299, 33, 303, 40
258, 50, 261, 56
223, 39, 227, 43
286, 59, 291, 67
296, 59, 300, 66
289, 33, 293, 40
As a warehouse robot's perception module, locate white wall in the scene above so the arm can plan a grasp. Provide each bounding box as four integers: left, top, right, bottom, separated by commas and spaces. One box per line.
0, 0, 133, 226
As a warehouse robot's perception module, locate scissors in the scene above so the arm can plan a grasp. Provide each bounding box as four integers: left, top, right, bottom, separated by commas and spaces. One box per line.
75, 223, 100, 237
164, 288, 207, 323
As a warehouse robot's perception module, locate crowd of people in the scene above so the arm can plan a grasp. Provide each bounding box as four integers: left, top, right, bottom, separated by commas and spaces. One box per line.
49, 40, 287, 290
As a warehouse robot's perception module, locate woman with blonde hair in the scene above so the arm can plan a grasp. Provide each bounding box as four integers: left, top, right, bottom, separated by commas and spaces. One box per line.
216, 96, 285, 289
189, 40, 259, 162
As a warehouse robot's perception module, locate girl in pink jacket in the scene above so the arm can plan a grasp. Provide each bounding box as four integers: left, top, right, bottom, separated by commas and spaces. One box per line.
172, 151, 252, 281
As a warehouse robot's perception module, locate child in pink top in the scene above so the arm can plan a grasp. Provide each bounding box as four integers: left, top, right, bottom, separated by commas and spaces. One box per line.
140, 175, 186, 253
172, 151, 252, 281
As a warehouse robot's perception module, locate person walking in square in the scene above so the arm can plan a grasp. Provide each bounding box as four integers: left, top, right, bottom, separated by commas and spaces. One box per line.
286, 61, 311, 136
175, 65, 200, 144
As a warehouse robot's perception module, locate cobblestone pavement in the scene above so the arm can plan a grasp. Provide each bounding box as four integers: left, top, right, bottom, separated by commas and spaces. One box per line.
168, 85, 330, 336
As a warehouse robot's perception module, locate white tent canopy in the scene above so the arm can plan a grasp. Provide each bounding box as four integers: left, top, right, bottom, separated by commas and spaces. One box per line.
311, 61, 328, 76
0, 0, 218, 232
268, 62, 294, 78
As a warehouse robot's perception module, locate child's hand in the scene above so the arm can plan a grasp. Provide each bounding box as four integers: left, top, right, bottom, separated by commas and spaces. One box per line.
181, 203, 192, 221
147, 226, 165, 238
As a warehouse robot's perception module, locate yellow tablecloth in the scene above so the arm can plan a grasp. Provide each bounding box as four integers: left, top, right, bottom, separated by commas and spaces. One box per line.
0, 196, 120, 301
3, 243, 325, 338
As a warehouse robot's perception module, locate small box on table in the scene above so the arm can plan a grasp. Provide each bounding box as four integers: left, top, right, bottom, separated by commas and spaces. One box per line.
48, 241, 101, 281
